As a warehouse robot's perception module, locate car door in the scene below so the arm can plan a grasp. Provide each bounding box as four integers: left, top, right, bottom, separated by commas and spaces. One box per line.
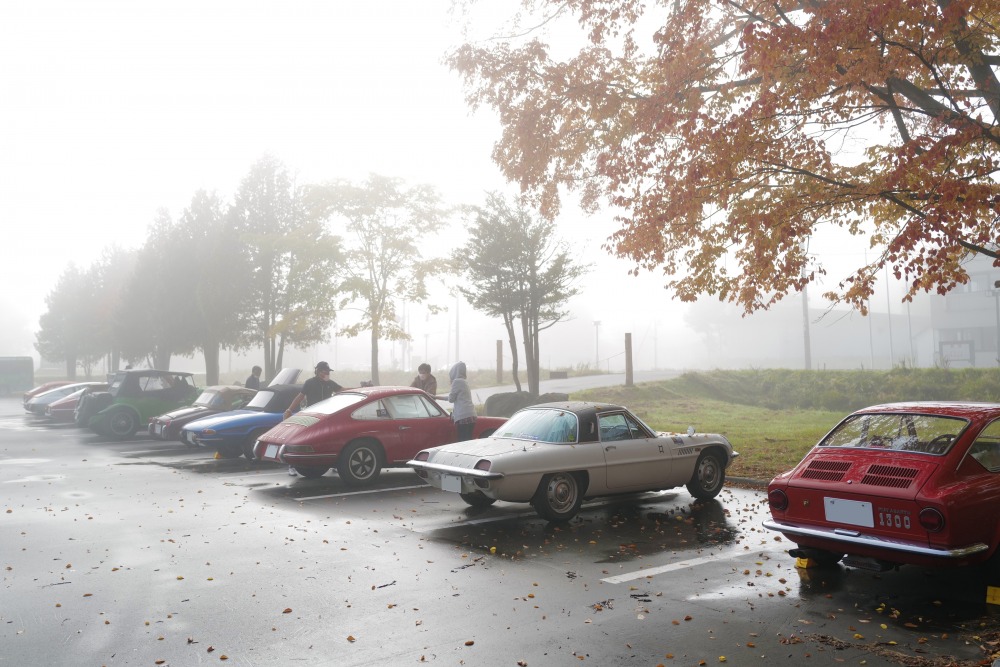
600, 411, 672, 490
382, 394, 455, 462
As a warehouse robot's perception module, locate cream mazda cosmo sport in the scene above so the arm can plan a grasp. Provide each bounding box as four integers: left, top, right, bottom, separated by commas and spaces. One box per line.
408, 401, 738, 521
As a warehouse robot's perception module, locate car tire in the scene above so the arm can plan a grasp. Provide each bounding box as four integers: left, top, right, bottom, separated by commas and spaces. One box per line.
531, 472, 584, 522
107, 409, 138, 439
294, 466, 329, 479
337, 440, 384, 486
460, 491, 497, 508
686, 450, 726, 500
243, 429, 265, 460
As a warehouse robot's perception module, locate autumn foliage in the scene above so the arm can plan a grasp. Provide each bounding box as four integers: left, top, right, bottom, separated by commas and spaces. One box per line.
449, 0, 1000, 313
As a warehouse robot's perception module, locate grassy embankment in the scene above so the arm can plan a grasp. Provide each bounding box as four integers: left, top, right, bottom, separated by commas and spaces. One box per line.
573, 368, 1000, 482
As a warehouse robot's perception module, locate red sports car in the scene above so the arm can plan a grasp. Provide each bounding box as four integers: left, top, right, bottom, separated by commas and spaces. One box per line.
764, 401, 1000, 572
254, 386, 507, 485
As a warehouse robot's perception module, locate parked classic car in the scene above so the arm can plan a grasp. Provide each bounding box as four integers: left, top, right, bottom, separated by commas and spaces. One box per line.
763, 402, 1000, 572
148, 385, 257, 441
76, 370, 199, 438
44, 384, 109, 422
23, 380, 74, 406
254, 386, 508, 485
24, 381, 107, 415
181, 384, 302, 459
408, 401, 738, 521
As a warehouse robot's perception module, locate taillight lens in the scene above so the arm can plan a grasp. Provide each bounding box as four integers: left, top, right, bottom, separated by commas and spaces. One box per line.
415, 451, 429, 462
919, 507, 945, 532
474, 459, 492, 472
768, 489, 788, 511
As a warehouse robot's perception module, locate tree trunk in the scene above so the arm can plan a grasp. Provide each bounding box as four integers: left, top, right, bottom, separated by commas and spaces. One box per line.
154, 348, 171, 370
203, 341, 220, 386
503, 313, 521, 392
521, 315, 540, 396
370, 328, 381, 385
65, 356, 76, 380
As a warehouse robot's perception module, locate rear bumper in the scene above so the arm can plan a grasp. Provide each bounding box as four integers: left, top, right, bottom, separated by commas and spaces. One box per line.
762, 518, 989, 560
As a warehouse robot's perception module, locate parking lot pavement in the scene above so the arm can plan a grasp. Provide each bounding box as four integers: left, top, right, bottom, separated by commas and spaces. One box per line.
0, 396, 996, 666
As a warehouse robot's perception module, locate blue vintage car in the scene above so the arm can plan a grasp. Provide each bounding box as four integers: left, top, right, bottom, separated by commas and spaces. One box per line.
181, 383, 302, 459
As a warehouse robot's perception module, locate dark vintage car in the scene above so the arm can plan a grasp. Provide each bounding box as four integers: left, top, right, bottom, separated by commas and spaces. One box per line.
254, 386, 508, 485
148, 385, 257, 441
181, 384, 303, 459
75, 369, 199, 438
409, 401, 737, 521
764, 401, 1000, 572
44, 384, 109, 422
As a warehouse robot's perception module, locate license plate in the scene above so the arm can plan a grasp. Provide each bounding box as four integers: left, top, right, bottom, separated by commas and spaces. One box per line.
824, 497, 874, 528
153, 424, 162, 435
186, 432, 197, 445
265, 444, 279, 459
441, 474, 462, 493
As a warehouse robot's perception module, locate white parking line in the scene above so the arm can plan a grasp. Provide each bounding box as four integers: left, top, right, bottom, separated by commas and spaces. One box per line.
297, 484, 427, 501
601, 554, 723, 584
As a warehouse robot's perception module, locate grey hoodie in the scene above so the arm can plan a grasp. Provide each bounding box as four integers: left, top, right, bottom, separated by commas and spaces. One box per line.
447, 361, 475, 421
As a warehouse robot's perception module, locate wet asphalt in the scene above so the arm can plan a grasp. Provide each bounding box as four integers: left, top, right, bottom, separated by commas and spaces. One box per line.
1, 396, 998, 666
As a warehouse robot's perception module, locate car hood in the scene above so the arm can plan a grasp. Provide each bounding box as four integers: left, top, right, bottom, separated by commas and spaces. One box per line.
185, 410, 282, 432
159, 405, 212, 421
427, 437, 558, 461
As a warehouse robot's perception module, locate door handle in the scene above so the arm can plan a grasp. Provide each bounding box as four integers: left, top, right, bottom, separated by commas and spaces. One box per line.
605, 445, 617, 451
399, 426, 410, 430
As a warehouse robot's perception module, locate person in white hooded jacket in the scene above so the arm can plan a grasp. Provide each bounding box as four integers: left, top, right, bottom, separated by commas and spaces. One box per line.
444, 361, 476, 441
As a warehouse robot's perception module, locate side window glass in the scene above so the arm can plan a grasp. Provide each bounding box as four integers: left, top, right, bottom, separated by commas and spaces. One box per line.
599, 413, 631, 441
419, 395, 445, 417
385, 395, 430, 419
969, 420, 1000, 472
352, 400, 390, 421
625, 414, 649, 438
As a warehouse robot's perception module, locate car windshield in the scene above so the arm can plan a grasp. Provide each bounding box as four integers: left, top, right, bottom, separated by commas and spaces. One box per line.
194, 390, 224, 408
820, 412, 970, 455
304, 392, 367, 415
495, 408, 579, 444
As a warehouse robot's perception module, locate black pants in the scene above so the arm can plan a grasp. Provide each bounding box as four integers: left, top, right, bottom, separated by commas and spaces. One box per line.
456, 418, 476, 442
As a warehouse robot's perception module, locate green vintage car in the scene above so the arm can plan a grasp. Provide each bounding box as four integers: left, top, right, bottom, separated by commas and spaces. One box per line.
75, 369, 199, 438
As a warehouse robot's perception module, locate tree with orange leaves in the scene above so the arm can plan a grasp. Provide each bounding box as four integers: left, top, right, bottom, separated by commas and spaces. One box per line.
448, 0, 1000, 314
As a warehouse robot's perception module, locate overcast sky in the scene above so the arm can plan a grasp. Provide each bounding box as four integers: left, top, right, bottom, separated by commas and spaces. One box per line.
2, 0, 896, 377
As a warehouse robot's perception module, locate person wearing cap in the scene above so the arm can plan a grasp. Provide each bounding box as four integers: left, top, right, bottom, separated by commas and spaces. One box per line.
283, 361, 343, 419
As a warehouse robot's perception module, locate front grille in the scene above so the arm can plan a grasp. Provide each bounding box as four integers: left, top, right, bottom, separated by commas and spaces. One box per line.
800, 459, 851, 482
859, 464, 918, 489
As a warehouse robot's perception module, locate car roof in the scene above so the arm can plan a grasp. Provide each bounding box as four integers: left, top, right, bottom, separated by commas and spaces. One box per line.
338, 385, 430, 399
854, 401, 1000, 418
519, 401, 628, 420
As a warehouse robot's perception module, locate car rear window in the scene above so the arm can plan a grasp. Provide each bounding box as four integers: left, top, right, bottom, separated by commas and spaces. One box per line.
820, 412, 969, 455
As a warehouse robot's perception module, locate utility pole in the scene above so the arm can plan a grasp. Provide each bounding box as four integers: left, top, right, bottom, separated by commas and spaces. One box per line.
593, 321, 601, 370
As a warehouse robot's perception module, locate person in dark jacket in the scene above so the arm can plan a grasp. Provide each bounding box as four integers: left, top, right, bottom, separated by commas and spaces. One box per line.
410, 363, 437, 396
245, 366, 262, 390
283, 361, 343, 419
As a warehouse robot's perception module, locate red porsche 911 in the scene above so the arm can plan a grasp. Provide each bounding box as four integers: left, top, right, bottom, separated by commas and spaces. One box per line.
254, 386, 507, 485
764, 401, 1000, 572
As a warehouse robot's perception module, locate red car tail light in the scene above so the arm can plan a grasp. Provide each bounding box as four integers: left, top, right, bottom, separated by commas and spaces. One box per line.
918, 507, 945, 533
415, 451, 429, 462
474, 459, 492, 472
768, 489, 788, 511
